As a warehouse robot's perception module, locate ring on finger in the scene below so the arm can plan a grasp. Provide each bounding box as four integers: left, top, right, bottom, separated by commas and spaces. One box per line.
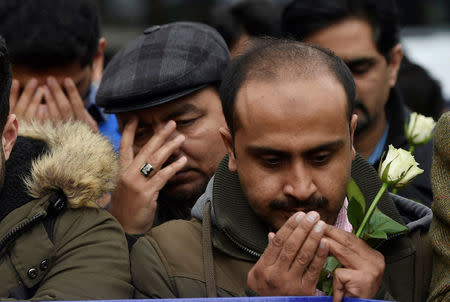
140, 162, 154, 177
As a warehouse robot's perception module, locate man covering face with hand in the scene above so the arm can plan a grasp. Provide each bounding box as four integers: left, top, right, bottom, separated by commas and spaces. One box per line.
0, 0, 120, 148
96, 22, 230, 234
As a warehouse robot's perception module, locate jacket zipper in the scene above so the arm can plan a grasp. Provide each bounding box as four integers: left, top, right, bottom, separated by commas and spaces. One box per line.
223, 230, 261, 258
373, 231, 406, 250
0, 213, 46, 252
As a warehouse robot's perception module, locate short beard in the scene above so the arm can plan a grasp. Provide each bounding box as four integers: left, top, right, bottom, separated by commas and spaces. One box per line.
158, 176, 210, 210
354, 99, 373, 136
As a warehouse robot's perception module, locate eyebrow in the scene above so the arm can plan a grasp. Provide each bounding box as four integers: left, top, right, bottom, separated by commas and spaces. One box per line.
165, 103, 203, 120
246, 140, 346, 157
344, 57, 376, 67
304, 140, 346, 155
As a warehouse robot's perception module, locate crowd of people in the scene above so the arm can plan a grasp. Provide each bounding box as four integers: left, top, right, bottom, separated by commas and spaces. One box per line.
0, 0, 448, 301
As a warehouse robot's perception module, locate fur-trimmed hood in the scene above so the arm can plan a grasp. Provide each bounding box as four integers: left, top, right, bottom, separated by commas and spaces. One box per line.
18, 121, 119, 209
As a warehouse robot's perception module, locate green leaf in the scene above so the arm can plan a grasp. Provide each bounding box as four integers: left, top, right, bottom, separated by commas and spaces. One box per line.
367, 209, 408, 235
346, 178, 366, 213
323, 256, 340, 273
346, 178, 366, 231
365, 229, 388, 240
316, 270, 333, 294
348, 197, 364, 232
316, 257, 340, 294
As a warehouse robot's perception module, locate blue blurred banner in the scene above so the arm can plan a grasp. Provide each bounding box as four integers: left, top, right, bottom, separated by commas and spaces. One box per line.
80, 297, 389, 302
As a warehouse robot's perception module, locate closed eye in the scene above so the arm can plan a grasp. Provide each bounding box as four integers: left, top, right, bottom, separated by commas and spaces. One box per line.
176, 118, 198, 128
309, 153, 332, 166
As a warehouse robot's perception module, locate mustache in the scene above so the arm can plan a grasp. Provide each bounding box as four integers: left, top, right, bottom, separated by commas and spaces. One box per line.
269, 195, 329, 211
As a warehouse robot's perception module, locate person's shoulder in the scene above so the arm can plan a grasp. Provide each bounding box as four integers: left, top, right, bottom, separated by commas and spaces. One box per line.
131, 219, 205, 298
54, 206, 126, 241
144, 218, 203, 258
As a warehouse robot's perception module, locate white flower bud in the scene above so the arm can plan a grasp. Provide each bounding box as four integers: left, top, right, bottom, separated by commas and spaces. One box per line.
379, 145, 424, 189
405, 112, 436, 145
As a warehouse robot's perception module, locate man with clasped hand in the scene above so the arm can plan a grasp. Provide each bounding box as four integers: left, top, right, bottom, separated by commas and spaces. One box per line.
130, 40, 432, 302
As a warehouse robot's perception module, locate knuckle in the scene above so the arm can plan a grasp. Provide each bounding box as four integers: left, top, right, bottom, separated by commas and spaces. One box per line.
285, 217, 298, 230
283, 241, 298, 255
264, 273, 281, 289
271, 235, 283, 248
295, 252, 311, 267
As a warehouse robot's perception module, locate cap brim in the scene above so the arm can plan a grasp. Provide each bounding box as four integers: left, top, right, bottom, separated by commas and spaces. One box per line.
101, 83, 209, 114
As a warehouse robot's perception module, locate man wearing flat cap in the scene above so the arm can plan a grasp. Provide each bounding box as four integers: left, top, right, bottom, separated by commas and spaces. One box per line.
96, 22, 230, 234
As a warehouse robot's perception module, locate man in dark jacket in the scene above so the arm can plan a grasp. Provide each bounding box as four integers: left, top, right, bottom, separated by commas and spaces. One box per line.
131, 40, 432, 301
0, 39, 133, 300
96, 22, 230, 234
282, 0, 433, 206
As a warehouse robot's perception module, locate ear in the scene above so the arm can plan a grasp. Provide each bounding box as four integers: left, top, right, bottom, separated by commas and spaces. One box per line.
350, 113, 358, 160
387, 44, 403, 88
219, 126, 237, 172
2, 114, 18, 161
92, 37, 106, 84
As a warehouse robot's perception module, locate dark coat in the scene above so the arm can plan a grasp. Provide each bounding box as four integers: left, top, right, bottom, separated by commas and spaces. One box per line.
376, 87, 434, 207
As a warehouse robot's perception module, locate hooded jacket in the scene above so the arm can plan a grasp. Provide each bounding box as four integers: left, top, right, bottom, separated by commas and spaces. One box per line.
0, 122, 133, 300
131, 154, 432, 301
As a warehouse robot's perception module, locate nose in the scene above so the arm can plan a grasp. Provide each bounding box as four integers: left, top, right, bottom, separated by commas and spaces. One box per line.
162, 125, 184, 163
282, 161, 317, 201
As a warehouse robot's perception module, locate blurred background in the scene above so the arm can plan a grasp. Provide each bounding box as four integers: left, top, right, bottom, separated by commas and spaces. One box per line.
96, 0, 450, 103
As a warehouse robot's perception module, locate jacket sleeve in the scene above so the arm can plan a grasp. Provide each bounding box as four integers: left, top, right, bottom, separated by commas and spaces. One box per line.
130, 235, 178, 298
32, 207, 133, 300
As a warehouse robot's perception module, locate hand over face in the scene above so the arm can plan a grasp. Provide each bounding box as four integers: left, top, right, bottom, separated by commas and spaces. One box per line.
10, 77, 98, 132
109, 119, 187, 234
324, 225, 385, 302
247, 211, 329, 296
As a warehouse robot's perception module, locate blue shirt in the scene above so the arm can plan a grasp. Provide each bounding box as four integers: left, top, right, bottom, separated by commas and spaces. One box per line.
368, 123, 390, 165
85, 84, 121, 150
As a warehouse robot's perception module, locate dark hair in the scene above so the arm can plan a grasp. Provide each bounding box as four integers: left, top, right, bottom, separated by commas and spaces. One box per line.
220, 38, 355, 136
282, 0, 400, 59
0, 0, 100, 69
0, 37, 11, 134
208, 0, 283, 49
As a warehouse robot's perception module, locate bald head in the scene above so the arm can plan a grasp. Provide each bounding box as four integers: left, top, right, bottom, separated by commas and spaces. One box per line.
220, 39, 356, 136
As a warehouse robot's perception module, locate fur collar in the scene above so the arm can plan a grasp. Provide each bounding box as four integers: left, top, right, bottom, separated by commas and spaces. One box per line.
19, 121, 119, 209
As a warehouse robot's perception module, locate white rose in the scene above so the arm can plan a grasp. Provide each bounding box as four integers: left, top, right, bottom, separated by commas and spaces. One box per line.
379, 145, 424, 189
405, 112, 436, 145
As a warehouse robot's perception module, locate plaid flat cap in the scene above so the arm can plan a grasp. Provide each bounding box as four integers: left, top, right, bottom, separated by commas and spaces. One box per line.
96, 22, 230, 113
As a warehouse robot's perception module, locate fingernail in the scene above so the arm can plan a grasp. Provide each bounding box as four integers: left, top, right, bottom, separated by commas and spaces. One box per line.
320, 238, 327, 249
268, 232, 275, 240
47, 77, 56, 85
64, 78, 73, 87
12, 80, 18, 88
314, 221, 324, 233
165, 120, 175, 129
307, 211, 319, 222
178, 156, 187, 164
295, 212, 305, 223
30, 78, 37, 87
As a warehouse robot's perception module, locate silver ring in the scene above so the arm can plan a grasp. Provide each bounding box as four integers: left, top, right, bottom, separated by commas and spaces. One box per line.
140, 163, 154, 177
